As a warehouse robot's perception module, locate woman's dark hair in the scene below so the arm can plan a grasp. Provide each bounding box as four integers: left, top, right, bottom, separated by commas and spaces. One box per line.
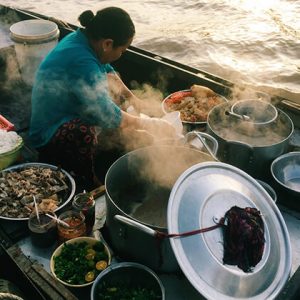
78, 7, 135, 47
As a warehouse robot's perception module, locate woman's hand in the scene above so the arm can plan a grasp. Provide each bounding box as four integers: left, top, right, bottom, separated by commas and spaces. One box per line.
118, 112, 177, 150
140, 117, 176, 139
120, 111, 176, 143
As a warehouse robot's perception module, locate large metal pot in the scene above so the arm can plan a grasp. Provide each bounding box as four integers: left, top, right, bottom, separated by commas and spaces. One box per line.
207, 101, 294, 179
105, 143, 217, 272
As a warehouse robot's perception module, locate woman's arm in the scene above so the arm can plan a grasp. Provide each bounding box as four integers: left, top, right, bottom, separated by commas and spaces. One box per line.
119, 110, 176, 139
107, 73, 162, 116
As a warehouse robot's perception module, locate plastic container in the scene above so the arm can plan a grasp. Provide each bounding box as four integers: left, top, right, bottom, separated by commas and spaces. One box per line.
0, 115, 15, 131
57, 210, 86, 243
0, 136, 23, 170
10, 19, 60, 85
28, 211, 57, 248
72, 192, 95, 234
162, 111, 183, 136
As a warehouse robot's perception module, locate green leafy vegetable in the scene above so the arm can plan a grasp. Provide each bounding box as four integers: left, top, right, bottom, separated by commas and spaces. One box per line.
54, 241, 108, 285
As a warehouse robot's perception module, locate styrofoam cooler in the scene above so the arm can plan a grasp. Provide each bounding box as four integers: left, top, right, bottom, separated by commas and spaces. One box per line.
10, 19, 59, 85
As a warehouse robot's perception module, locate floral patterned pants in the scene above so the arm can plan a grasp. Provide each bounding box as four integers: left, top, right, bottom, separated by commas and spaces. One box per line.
38, 119, 120, 189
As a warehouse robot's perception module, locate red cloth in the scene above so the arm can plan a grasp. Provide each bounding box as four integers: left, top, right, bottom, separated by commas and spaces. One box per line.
222, 206, 265, 272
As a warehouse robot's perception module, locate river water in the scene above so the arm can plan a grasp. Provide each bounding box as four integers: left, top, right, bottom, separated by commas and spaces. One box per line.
2, 0, 300, 102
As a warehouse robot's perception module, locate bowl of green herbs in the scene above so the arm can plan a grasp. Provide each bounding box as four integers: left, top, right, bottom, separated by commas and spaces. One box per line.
50, 236, 111, 288
91, 262, 165, 300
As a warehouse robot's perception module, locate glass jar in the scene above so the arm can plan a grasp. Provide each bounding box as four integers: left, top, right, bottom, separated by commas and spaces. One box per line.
57, 210, 86, 243
72, 192, 95, 234
28, 211, 57, 248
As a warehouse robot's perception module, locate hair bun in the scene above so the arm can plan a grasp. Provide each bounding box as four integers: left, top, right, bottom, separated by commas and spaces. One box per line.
78, 10, 94, 27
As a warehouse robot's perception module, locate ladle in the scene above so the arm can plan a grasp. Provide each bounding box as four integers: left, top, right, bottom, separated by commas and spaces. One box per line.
225, 110, 251, 121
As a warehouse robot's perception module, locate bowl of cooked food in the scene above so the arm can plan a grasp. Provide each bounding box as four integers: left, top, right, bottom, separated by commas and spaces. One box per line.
0, 162, 75, 220
162, 85, 228, 125
0, 130, 23, 170
91, 262, 165, 300
50, 236, 112, 288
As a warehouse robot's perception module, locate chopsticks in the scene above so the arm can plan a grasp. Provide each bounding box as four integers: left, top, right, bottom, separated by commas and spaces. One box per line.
33, 195, 40, 223
45, 213, 70, 227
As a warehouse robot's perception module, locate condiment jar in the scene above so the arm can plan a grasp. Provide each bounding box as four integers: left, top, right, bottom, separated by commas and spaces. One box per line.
72, 192, 95, 234
57, 210, 86, 243
28, 211, 57, 248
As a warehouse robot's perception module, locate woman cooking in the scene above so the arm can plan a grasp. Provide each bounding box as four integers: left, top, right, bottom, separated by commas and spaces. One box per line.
29, 7, 176, 189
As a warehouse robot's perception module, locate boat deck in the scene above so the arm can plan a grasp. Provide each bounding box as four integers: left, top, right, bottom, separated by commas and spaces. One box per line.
11, 195, 300, 300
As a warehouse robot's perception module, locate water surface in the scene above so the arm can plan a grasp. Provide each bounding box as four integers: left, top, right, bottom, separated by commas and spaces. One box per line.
2, 0, 299, 101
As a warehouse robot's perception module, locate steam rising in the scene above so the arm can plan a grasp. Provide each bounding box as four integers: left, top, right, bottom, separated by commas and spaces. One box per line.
230, 84, 271, 103
131, 82, 164, 117
106, 77, 180, 152
0, 43, 32, 130
129, 146, 212, 189
111, 145, 214, 228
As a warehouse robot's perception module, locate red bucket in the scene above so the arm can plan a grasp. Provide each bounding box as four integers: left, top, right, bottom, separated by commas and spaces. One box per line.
0, 115, 15, 131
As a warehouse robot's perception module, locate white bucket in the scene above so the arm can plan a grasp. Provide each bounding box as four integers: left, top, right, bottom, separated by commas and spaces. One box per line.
10, 19, 60, 85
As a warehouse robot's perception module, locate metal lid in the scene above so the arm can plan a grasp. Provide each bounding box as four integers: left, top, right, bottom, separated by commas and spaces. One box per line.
167, 161, 291, 300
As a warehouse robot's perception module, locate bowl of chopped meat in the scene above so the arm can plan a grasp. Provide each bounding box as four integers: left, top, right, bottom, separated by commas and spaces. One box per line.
162, 85, 228, 125
0, 162, 75, 220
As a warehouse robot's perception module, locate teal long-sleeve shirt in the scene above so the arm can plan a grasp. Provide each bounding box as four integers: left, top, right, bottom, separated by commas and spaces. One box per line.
29, 29, 122, 148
